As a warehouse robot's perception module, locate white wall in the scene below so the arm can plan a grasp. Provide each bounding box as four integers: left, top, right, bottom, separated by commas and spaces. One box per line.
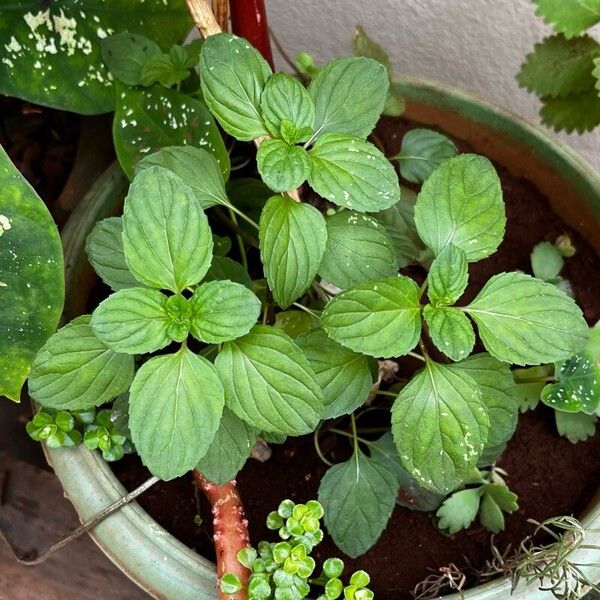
266, 0, 600, 170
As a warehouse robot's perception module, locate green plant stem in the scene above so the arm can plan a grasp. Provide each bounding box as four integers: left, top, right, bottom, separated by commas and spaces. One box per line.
350, 414, 359, 455
262, 302, 269, 325
513, 375, 556, 384
313, 428, 334, 467
419, 279, 428, 299
408, 351, 426, 362
291, 302, 319, 318
225, 202, 260, 231
199, 345, 218, 357
227, 208, 248, 269
418, 339, 430, 360
329, 427, 373, 447
214, 207, 259, 247
375, 390, 398, 398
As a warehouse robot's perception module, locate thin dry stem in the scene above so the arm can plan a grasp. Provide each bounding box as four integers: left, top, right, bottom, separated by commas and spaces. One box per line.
185, 0, 222, 37
211, 0, 230, 32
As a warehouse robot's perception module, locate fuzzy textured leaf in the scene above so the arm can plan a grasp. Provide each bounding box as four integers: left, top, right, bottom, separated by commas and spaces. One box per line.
257, 140, 310, 192
322, 276, 421, 358
308, 133, 400, 212
533, 0, 600, 38
397, 129, 457, 184
215, 326, 324, 435
28, 316, 134, 411
465, 272, 588, 365
540, 89, 600, 133
423, 305, 475, 362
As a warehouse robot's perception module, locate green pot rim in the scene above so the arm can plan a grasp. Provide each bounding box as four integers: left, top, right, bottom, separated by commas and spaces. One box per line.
44, 76, 600, 600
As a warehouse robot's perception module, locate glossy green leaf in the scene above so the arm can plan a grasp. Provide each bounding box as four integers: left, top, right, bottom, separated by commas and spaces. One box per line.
531, 241, 564, 281
555, 411, 597, 443
113, 83, 229, 179
414, 154, 505, 261
533, 0, 600, 38
274, 310, 317, 339
195, 407, 258, 485
396, 129, 457, 184
204, 256, 252, 289
308, 133, 400, 212
450, 354, 519, 466
199, 33, 272, 140
122, 167, 213, 292
0, 146, 64, 401
308, 56, 388, 139
321, 276, 421, 358
100, 33, 161, 86
257, 140, 310, 192
91, 287, 171, 354
259, 195, 327, 308
436, 488, 482, 534
423, 305, 475, 362
318, 210, 398, 289
296, 328, 375, 419
259, 72, 315, 137
190, 280, 261, 343
0, 1, 191, 114
319, 449, 398, 558
28, 316, 134, 411
427, 244, 469, 306
391, 360, 490, 494
135, 146, 228, 208
540, 89, 600, 133
215, 325, 324, 435
85, 217, 138, 291
465, 272, 588, 365
129, 347, 224, 480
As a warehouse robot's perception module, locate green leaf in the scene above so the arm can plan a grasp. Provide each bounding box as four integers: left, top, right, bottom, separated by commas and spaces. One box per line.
91, 287, 172, 354
391, 360, 490, 494
308, 56, 388, 139
396, 129, 457, 184
190, 280, 261, 343
483, 483, 519, 513
414, 154, 505, 261
436, 489, 482, 534
533, 0, 600, 38
100, 33, 161, 86
196, 407, 258, 485
427, 244, 469, 306
199, 33, 272, 141
322, 276, 421, 358
351, 26, 392, 75
513, 365, 552, 412
213, 234, 232, 257
259, 195, 327, 308
450, 354, 519, 466
274, 310, 317, 339
307, 133, 400, 212
318, 210, 398, 289
135, 146, 228, 208
555, 411, 597, 443
465, 272, 588, 365
318, 450, 398, 558
0, 146, 64, 401
540, 89, 600, 133
296, 328, 375, 419
383, 88, 406, 117
129, 347, 224, 480
259, 72, 315, 138
204, 256, 252, 289
517, 35, 599, 98
531, 241, 564, 281
0, 1, 191, 114
122, 167, 213, 293
140, 52, 189, 88
28, 316, 134, 411
85, 217, 139, 291
113, 83, 229, 180
479, 493, 505, 533
215, 325, 324, 435
256, 140, 311, 192
423, 305, 475, 362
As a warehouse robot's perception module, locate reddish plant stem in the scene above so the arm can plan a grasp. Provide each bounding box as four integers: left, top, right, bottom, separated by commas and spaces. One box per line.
193, 470, 250, 599
229, 0, 274, 68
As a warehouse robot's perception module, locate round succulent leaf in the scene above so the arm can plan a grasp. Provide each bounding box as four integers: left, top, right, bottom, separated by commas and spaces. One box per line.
214, 325, 324, 435
259, 195, 327, 308
122, 167, 213, 293
113, 83, 229, 180
91, 287, 172, 354
308, 56, 388, 139
533, 0, 600, 39
307, 133, 400, 212
391, 360, 490, 494
199, 33, 272, 141
397, 128, 457, 184
318, 210, 399, 289
28, 316, 134, 411
436, 488, 482, 534
465, 272, 589, 365
423, 305, 475, 362
135, 146, 228, 208
190, 280, 261, 344
321, 276, 421, 359
296, 328, 375, 419
257, 140, 310, 192
414, 154, 505, 262
100, 33, 162, 86
531, 241, 564, 281
259, 71, 315, 137
427, 244, 469, 306
129, 347, 224, 480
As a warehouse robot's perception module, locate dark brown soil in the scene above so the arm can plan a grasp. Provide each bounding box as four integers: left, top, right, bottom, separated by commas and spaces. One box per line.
113, 117, 600, 598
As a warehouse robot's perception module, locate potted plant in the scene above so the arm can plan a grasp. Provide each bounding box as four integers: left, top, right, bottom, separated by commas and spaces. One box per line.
1, 1, 599, 599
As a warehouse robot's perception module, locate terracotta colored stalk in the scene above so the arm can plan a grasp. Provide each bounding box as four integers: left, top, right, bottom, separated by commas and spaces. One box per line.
229, 0, 274, 68
193, 470, 250, 599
